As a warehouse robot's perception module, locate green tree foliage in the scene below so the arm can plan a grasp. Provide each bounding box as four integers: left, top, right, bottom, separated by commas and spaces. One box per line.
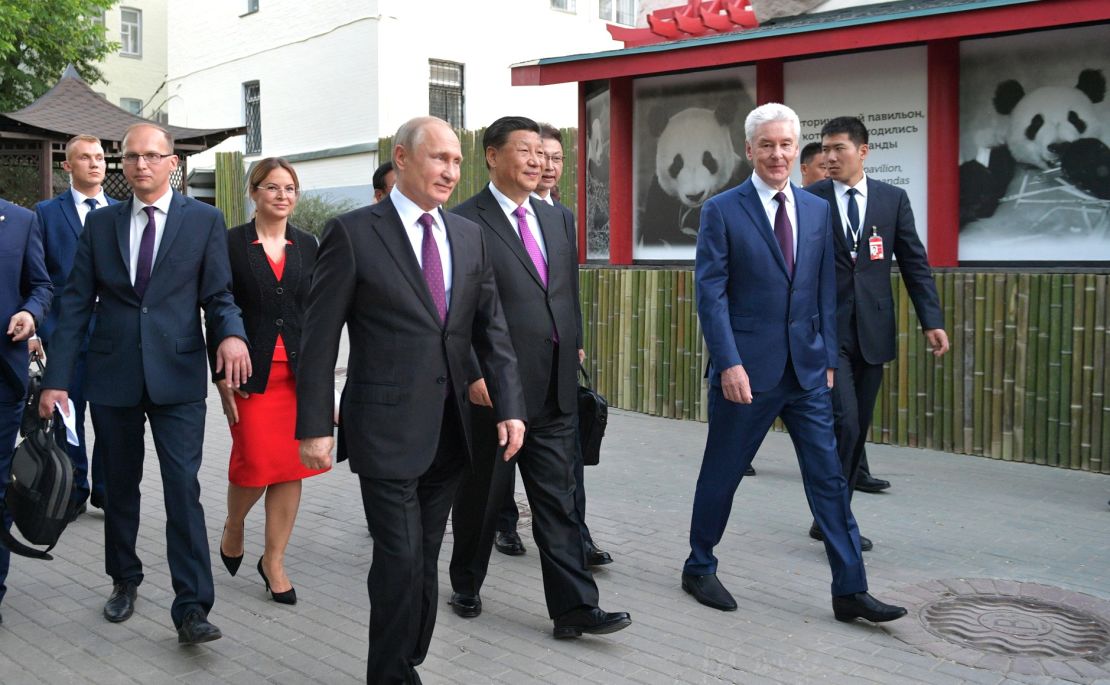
291, 193, 358, 237
0, 0, 118, 111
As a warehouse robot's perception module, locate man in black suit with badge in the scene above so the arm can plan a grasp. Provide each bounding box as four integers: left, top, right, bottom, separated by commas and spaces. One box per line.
448, 116, 630, 639
805, 116, 948, 549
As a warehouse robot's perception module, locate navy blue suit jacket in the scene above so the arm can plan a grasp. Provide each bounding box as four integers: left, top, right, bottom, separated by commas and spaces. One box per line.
42, 191, 247, 407
0, 199, 52, 396
35, 190, 120, 342
805, 177, 942, 365
695, 178, 838, 393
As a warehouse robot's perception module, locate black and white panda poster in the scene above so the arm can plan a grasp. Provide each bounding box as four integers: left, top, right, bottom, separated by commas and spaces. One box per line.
585, 83, 610, 261
633, 67, 755, 260
959, 25, 1110, 262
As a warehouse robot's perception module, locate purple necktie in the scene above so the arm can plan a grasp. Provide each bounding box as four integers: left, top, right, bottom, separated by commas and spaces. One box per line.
513, 205, 548, 288
773, 191, 794, 278
418, 213, 447, 324
134, 205, 156, 298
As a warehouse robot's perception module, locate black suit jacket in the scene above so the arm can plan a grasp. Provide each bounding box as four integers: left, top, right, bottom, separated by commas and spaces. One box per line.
43, 191, 247, 406
452, 187, 582, 419
804, 177, 943, 365
294, 196, 525, 480
209, 220, 316, 393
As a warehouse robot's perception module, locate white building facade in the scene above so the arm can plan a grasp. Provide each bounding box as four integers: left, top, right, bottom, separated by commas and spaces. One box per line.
164, 0, 629, 203
95, 0, 168, 121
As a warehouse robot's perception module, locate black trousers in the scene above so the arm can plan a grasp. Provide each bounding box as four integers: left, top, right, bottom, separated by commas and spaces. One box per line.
360, 399, 465, 685
450, 359, 599, 618
496, 418, 594, 548
90, 394, 212, 628
832, 318, 886, 497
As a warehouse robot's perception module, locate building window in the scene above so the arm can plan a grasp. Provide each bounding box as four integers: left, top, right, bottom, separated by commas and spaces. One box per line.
120, 97, 143, 116
246, 0, 259, 13
120, 7, 142, 57
429, 60, 464, 129
551, 0, 576, 11
599, 0, 637, 25
244, 81, 261, 155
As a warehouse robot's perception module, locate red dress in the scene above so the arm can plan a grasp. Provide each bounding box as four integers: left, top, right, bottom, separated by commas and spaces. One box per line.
228, 249, 327, 487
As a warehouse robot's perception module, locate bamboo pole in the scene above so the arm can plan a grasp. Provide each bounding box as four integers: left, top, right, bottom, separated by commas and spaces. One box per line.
990, 275, 1005, 458
1046, 275, 1063, 466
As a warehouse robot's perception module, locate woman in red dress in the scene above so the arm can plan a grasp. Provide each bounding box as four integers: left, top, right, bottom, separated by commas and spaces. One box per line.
214, 158, 327, 604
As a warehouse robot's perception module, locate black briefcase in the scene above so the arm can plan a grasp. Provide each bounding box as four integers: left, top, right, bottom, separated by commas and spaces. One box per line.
577, 365, 607, 467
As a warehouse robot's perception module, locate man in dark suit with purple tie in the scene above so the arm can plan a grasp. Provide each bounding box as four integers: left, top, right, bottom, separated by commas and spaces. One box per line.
41, 123, 251, 645
34, 134, 120, 514
296, 117, 527, 684
681, 103, 905, 624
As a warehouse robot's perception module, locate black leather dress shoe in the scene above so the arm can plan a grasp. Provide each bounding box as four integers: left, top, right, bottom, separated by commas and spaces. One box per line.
745, 465, 756, 476
495, 530, 526, 556
177, 609, 222, 644
681, 573, 737, 611
832, 592, 907, 623
553, 606, 631, 638
808, 524, 873, 551
855, 474, 891, 493
585, 545, 613, 566
90, 492, 104, 510
68, 501, 87, 523
448, 592, 482, 618
103, 582, 137, 623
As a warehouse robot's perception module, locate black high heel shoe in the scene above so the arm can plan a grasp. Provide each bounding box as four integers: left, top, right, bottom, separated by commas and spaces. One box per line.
257, 557, 297, 605
219, 526, 243, 576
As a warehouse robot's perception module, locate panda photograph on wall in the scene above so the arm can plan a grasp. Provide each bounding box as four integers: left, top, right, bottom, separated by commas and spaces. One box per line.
633, 67, 755, 260
959, 25, 1110, 262
585, 83, 611, 260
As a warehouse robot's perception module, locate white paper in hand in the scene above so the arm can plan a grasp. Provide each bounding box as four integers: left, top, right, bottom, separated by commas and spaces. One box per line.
55, 399, 80, 446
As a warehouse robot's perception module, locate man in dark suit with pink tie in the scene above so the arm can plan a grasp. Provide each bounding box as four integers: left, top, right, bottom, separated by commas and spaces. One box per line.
296, 116, 527, 684
681, 103, 906, 624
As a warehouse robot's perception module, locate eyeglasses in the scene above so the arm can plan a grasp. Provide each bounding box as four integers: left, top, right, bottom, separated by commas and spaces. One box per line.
256, 184, 299, 197
543, 154, 564, 164
122, 152, 173, 165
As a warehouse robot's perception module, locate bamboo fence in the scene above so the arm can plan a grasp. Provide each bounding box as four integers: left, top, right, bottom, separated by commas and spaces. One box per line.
214, 151, 247, 227
580, 267, 1110, 473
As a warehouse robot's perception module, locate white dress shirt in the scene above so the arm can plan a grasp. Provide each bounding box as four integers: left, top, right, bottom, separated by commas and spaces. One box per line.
389, 186, 453, 308
491, 182, 547, 262
831, 175, 869, 251
71, 187, 108, 226
750, 173, 798, 262
129, 190, 173, 285
531, 190, 555, 207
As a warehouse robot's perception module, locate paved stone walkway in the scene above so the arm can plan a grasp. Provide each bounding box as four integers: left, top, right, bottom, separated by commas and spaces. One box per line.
1, 398, 1108, 684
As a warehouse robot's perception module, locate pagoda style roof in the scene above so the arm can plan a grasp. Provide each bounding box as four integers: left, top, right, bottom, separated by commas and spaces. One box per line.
0, 66, 243, 152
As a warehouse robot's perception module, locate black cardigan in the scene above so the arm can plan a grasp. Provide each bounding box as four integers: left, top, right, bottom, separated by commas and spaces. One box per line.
210, 220, 317, 393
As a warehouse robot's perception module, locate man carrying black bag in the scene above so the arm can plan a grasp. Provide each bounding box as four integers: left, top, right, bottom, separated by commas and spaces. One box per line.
0, 197, 54, 626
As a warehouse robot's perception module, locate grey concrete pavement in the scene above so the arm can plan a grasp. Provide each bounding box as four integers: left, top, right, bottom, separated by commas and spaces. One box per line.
1, 396, 1108, 684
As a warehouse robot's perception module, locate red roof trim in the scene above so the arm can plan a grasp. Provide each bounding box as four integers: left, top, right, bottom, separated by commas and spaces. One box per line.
512, 0, 1109, 86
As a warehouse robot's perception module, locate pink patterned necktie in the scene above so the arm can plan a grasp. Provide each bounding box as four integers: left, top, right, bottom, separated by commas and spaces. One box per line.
513, 205, 547, 288
418, 213, 447, 324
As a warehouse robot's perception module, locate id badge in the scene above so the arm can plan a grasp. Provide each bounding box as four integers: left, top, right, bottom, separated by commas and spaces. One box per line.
869, 234, 884, 261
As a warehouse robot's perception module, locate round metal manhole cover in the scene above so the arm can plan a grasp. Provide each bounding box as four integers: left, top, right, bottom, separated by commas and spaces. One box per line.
920, 594, 1110, 658
882, 579, 1110, 682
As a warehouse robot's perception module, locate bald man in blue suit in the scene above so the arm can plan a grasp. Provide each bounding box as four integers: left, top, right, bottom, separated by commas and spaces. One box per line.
680, 103, 905, 624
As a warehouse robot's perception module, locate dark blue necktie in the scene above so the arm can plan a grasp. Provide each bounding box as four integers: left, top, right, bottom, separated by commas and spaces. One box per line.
846, 187, 860, 239
134, 206, 156, 299
83, 198, 98, 212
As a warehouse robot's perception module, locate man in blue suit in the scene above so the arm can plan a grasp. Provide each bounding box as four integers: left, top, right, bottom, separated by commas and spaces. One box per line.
0, 197, 53, 627
681, 103, 905, 623
34, 134, 120, 514
40, 123, 250, 644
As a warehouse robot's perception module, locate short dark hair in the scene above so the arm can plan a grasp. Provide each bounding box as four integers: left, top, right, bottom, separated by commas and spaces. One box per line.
538, 123, 562, 144
372, 161, 393, 191
820, 116, 869, 146
800, 141, 823, 165
482, 116, 540, 169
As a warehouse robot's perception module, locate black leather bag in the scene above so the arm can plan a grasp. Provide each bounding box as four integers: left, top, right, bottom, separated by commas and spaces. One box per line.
3, 353, 76, 560
577, 365, 608, 467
